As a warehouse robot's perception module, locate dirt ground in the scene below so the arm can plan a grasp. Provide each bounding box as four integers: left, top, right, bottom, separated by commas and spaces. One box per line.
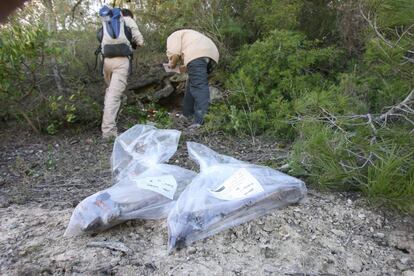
0, 119, 413, 276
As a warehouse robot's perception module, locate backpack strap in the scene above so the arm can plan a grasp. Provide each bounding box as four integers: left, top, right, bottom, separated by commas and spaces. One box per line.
97, 24, 132, 45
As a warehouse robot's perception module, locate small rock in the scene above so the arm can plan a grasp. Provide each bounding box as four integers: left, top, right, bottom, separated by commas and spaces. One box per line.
358, 213, 366, 219
144, 262, 157, 271
209, 86, 223, 103
346, 256, 363, 272
347, 199, 352, 205
331, 229, 346, 238
402, 270, 414, 276
110, 257, 121, 265
279, 164, 290, 171
388, 231, 414, 254
326, 256, 335, 264
262, 264, 279, 273
9, 224, 18, 229
187, 247, 197, 255
70, 139, 80, 145
374, 232, 385, 239
397, 261, 409, 271
376, 218, 383, 228
281, 234, 290, 241
263, 247, 277, 258
0, 196, 10, 208
401, 257, 410, 265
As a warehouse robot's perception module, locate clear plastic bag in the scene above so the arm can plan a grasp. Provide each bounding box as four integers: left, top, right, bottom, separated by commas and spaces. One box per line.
167, 142, 307, 252
64, 125, 195, 237
111, 124, 181, 181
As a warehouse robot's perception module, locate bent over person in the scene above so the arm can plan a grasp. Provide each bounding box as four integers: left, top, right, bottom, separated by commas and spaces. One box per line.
98, 6, 144, 139
166, 29, 219, 129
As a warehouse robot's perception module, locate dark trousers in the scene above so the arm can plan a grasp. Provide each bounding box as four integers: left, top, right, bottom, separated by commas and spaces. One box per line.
183, 57, 210, 124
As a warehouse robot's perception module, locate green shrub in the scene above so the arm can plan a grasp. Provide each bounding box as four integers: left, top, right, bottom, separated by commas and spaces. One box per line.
42, 89, 101, 134
0, 24, 52, 121
289, 121, 364, 190
207, 30, 344, 137
0, 24, 101, 133
289, 118, 414, 213
357, 38, 413, 112
366, 147, 414, 212
122, 103, 172, 129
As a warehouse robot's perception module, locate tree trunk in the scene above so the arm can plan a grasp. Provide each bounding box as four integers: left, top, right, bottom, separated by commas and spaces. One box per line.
42, 0, 65, 95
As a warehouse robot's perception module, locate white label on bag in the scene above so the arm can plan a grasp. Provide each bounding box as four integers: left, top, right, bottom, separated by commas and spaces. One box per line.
209, 168, 264, 201
135, 175, 177, 200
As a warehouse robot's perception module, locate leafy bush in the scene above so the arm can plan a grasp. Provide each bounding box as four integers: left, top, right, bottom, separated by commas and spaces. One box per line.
42, 89, 101, 134
0, 24, 52, 121
0, 23, 101, 133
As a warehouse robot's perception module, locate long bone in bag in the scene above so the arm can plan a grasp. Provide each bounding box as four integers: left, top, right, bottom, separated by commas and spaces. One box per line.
167, 142, 307, 252
64, 125, 196, 237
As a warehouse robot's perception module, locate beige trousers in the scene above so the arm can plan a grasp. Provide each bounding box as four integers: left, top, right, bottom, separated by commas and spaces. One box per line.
101, 57, 129, 137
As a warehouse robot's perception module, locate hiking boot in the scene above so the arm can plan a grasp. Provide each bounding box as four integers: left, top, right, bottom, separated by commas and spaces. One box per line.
102, 131, 117, 142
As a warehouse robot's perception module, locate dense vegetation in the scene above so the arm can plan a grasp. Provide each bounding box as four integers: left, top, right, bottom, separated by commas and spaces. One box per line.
0, 0, 413, 212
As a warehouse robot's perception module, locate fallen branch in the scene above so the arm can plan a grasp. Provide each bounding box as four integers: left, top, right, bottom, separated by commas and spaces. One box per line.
379, 88, 414, 122
18, 110, 40, 134
367, 114, 377, 134
86, 241, 132, 254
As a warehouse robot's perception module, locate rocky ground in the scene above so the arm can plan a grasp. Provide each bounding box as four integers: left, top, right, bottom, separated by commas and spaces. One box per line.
0, 119, 413, 275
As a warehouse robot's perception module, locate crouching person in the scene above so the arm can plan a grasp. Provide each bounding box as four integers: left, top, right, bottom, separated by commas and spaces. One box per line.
98, 6, 144, 139
166, 29, 219, 129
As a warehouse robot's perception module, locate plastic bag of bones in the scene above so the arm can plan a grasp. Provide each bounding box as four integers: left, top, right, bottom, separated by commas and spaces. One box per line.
64, 125, 196, 237
167, 142, 307, 252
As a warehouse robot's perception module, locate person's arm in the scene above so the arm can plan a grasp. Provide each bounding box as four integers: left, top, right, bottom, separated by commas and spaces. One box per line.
179, 65, 187, 73
124, 17, 144, 47
169, 54, 180, 69
166, 32, 182, 68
